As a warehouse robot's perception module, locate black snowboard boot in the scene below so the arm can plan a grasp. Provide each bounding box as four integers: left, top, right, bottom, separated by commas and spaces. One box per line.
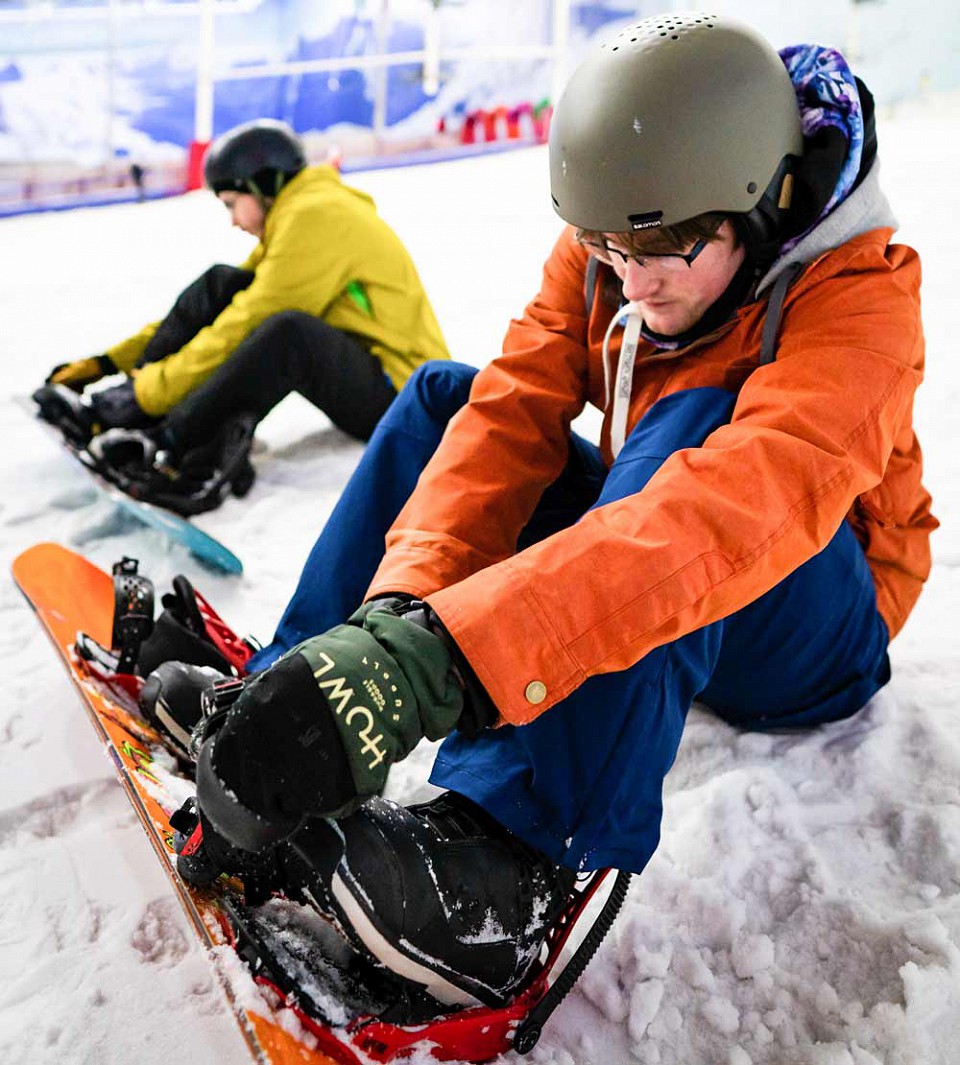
32, 383, 97, 446
285, 793, 576, 1009
124, 413, 258, 516
139, 660, 231, 761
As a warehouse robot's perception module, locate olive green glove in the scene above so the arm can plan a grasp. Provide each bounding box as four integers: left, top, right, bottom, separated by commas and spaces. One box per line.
297, 599, 468, 798
194, 599, 497, 853
46, 354, 117, 392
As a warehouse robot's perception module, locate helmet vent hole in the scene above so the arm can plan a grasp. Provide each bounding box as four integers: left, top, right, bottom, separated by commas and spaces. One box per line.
608, 14, 725, 55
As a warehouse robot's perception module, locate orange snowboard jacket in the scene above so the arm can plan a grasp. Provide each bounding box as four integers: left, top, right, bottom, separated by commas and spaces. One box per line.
368, 171, 935, 727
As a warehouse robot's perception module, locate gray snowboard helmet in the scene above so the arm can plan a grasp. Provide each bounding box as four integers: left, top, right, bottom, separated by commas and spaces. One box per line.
204, 119, 307, 200
549, 13, 803, 256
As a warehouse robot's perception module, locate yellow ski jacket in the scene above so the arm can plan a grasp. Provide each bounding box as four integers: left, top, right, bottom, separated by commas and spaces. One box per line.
106, 166, 449, 416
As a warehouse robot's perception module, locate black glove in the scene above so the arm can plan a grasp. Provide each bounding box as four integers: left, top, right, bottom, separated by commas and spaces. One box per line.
194, 600, 497, 854
46, 354, 116, 392
89, 378, 156, 430
195, 652, 356, 853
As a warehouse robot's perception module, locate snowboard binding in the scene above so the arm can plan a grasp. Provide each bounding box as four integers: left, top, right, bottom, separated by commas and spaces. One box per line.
110, 557, 155, 673
98, 415, 258, 517
218, 866, 632, 1063
31, 384, 256, 518
31, 382, 96, 446
74, 557, 257, 751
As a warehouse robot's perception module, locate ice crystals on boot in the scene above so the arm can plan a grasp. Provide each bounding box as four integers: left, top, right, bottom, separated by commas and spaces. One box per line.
455, 909, 508, 945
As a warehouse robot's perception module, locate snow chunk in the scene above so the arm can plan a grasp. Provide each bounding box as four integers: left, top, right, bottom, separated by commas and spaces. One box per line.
850, 1045, 884, 1065
806, 1043, 855, 1065
701, 995, 740, 1034
674, 946, 717, 990
627, 978, 664, 1041
731, 932, 775, 979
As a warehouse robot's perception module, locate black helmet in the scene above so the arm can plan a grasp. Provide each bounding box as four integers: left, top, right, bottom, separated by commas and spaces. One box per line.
549, 13, 803, 261
203, 119, 307, 199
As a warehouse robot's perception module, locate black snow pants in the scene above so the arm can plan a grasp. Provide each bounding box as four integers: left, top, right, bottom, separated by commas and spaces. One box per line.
139, 265, 398, 451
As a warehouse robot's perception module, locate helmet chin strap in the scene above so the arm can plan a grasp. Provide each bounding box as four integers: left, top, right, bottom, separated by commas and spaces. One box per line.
243, 178, 265, 206
243, 170, 287, 211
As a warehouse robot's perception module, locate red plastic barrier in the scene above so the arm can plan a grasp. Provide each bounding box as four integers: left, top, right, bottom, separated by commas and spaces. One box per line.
461, 111, 479, 145
186, 140, 210, 190
533, 104, 553, 143
455, 101, 549, 147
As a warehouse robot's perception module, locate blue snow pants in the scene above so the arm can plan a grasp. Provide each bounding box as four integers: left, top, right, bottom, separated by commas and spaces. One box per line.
249, 362, 891, 874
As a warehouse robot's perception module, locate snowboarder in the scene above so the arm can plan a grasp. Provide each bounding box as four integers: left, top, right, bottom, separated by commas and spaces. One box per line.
33, 119, 449, 507
150, 15, 936, 1014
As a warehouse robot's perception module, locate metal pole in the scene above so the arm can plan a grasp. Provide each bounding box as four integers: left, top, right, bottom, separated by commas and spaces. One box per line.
105, 0, 119, 168
423, 0, 441, 98
550, 0, 572, 107
214, 44, 559, 82
372, 0, 390, 148
196, 0, 216, 144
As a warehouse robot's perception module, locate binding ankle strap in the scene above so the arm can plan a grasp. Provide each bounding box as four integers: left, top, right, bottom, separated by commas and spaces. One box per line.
111, 558, 155, 674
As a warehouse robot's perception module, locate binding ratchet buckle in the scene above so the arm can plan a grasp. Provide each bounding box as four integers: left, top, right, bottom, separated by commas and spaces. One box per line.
111, 557, 155, 674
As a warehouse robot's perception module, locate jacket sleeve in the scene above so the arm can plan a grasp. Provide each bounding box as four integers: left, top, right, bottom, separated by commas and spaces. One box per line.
131, 205, 354, 416
366, 229, 594, 597
105, 247, 264, 375
422, 240, 924, 725
104, 322, 160, 373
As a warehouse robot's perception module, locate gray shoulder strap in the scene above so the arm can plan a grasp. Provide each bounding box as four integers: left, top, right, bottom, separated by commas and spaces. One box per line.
759, 261, 803, 366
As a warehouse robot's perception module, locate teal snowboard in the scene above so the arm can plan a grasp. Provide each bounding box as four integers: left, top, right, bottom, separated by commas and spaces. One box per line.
18, 396, 243, 575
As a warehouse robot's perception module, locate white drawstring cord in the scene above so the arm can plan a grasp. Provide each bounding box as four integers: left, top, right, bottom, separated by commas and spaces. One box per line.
601, 301, 644, 457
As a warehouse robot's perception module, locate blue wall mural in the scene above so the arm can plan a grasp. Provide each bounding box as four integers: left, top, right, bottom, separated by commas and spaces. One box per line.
0, 0, 956, 214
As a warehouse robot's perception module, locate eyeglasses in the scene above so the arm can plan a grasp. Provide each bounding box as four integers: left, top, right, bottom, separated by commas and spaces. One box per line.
578, 235, 710, 272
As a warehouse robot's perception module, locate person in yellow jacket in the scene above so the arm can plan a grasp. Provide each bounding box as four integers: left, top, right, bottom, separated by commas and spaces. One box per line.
36, 119, 449, 510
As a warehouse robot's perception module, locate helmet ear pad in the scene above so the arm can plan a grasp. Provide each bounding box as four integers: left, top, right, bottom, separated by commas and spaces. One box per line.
731, 155, 799, 269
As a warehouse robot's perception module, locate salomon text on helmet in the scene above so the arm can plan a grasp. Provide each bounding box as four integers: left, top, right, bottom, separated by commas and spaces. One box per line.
549, 13, 803, 244
204, 119, 307, 199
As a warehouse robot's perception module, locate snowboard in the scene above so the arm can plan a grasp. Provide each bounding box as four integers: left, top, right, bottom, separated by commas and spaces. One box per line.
11, 541, 345, 1064
16, 396, 243, 575
13, 541, 631, 1064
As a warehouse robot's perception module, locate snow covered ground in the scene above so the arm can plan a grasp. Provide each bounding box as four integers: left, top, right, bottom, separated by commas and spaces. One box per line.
1, 93, 958, 1065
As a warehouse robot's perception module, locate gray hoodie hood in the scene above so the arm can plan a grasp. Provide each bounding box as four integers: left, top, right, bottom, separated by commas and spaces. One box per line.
757, 159, 898, 296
